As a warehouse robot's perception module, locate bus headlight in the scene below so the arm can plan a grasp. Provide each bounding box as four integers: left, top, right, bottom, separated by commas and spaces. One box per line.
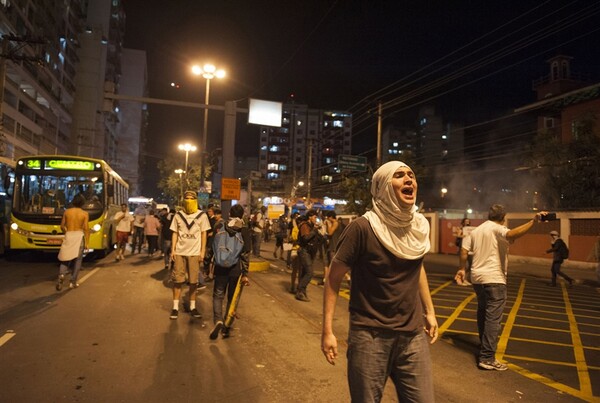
91, 224, 102, 233
10, 222, 29, 236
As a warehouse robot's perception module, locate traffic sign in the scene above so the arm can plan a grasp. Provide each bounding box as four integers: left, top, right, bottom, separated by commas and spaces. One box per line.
338, 154, 367, 172
221, 178, 241, 200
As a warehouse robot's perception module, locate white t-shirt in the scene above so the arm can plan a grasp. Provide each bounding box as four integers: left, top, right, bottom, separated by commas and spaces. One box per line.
170, 211, 211, 256
462, 220, 509, 285
114, 211, 134, 232
252, 212, 265, 233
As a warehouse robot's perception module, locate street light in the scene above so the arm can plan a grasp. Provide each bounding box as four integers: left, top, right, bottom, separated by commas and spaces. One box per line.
191, 63, 225, 190
178, 143, 197, 188
174, 169, 184, 204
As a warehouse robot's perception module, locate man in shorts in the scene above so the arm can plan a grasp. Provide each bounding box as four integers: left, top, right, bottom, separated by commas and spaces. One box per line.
169, 191, 211, 319
113, 203, 133, 261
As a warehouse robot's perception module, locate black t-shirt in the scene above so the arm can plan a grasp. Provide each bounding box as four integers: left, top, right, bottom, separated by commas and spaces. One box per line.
334, 216, 424, 332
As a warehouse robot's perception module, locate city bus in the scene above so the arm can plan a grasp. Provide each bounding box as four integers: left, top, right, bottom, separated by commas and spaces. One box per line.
9, 155, 129, 257
0, 156, 16, 255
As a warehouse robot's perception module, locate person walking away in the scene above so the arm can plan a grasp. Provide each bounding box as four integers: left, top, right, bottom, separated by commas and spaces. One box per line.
168, 191, 211, 319
295, 209, 322, 302
113, 203, 133, 261
288, 214, 304, 293
209, 204, 251, 339
251, 206, 266, 257
131, 204, 147, 254
159, 208, 175, 269
273, 214, 287, 259
144, 210, 161, 257
321, 161, 438, 402
455, 205, 548, 370
546, 230, 573, 287
203, 207, 222, 281
56, 194, 90, 290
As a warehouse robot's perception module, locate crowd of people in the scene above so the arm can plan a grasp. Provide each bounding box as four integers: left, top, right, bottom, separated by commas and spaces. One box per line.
51, 159, 598, 402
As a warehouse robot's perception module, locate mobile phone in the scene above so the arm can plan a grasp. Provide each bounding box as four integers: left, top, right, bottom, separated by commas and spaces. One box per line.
541, 212, 557, 222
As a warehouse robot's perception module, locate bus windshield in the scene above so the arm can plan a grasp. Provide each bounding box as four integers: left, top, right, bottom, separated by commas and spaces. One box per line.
13, 172, 104, 216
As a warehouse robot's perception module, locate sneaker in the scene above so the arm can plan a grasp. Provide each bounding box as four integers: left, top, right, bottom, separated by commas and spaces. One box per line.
295, 292, 310, 302
170, 309, 179, 320
56, 274, 65, 291
69, 282, 79, 289
210, 321, 223, 340
190, 308, 202, 319
221, 326, 230, 339
478, 360, 508, 371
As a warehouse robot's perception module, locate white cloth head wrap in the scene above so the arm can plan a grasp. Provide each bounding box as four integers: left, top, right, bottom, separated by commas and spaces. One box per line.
363, 161, 430, 260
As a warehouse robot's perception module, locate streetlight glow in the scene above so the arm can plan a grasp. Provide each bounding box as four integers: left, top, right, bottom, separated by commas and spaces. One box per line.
177, 143, 197, 189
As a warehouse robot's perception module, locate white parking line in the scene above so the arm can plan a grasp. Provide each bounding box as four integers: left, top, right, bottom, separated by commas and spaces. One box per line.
0, 331, 16, 347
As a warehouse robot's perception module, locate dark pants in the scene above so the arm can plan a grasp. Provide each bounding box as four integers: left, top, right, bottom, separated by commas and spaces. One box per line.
146, 235, 158, 255
473, 283, 506, 362
297, 248, 313, 294
131, 226, 144, 253
551, 260, 572, 285
212, 272, 239, 324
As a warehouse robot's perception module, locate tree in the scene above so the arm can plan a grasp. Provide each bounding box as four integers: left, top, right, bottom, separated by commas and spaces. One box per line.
156, 155, 202, 206
339, 173, 371, 216
529, 112, 600, 209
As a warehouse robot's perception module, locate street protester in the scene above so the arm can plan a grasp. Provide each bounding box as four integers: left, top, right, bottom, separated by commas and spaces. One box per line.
321, 161, 438, 402
56, 194, 90, 290
168, 190, 211, 320
113, 203, 133, 261
295, 209, 322, 302
455, 205, 547, 371
546, 230, 574, 287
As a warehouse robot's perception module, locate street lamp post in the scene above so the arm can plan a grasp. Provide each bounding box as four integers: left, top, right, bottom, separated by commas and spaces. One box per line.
192, 64, 225, 191
174, 168, 184, 204
178, 143, 197, 189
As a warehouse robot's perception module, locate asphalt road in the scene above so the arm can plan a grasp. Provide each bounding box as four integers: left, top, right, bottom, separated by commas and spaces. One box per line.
0, 245, 597, 402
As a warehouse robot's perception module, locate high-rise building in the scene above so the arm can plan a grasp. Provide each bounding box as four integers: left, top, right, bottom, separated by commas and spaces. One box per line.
258, 102, 352, 198
0, 1, 85, 158
0, 0, 147, 192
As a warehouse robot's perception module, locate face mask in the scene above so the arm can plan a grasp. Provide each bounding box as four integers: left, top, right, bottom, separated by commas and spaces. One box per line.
183, 199, 198, 214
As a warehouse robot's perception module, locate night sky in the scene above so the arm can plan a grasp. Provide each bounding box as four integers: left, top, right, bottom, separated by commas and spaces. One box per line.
121, 0, 600, 195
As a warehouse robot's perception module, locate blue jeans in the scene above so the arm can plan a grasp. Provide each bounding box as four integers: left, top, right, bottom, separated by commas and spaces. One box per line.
297, 248, 313, 294
347, 327, 434, 403
132, 226, 144, 253
212, 273, 239, 324
473, 283, 506, 362
59, 240, 85, 283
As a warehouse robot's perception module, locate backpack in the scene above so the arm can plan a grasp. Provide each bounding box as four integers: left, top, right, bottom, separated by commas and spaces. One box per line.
559, 240, 569, 260
213, 224, 244, 268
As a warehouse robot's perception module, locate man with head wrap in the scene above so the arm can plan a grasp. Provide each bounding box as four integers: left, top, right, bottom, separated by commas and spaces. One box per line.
168, 190, 211, 319
321, 161, 438, 402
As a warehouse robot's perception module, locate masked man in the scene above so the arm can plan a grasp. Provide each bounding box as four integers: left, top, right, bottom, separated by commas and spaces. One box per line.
168, 191, 211, 319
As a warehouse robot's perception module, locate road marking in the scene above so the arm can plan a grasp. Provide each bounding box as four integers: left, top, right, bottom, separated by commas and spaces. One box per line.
497, 279, 526, 359
0, 331, 16, 347
78, 267, 101, 285
438, 293, 476, 336
562, 282, 593, 397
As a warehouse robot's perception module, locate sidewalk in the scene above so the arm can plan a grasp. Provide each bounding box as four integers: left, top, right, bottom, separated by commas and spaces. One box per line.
253, 239, 600, 287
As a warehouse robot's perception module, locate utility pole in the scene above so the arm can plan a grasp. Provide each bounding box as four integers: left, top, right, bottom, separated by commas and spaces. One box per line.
377, 101, 383, 169
307, 138, 312, 203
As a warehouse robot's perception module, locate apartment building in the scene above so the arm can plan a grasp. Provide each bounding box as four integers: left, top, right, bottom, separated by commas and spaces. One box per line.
258, 102, 352, 198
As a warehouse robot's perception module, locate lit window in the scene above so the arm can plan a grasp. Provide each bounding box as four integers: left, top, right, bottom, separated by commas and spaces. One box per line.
267, 173, 279, 179
260, 146, 267, 151
333, 120, 343, 128
392, 142, 398, 147
269, 145, 279, 152
267, 163, 279, 170
441, 135, 447, 140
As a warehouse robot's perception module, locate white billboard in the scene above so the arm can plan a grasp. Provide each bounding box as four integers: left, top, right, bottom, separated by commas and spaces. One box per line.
248, 98, 282, 127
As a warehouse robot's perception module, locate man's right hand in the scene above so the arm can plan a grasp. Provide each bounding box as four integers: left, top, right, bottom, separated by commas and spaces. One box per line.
454, 268, 466, 285
321, 332, 338, 365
